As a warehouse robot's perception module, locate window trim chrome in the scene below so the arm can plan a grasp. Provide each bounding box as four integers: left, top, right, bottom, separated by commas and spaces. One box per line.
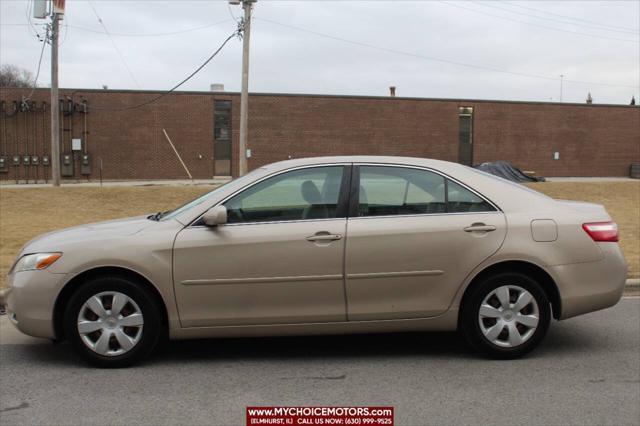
347, 210, 502, 221
188, 161, 503, 228
188, 163, 351, 228
353, 162, 502, 216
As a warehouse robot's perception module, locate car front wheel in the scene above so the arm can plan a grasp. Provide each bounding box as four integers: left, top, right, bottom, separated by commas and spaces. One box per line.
460, 272, 551, 359
63, 275, 163, 367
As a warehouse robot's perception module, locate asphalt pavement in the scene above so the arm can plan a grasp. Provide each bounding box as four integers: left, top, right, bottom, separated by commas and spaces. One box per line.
1, 299, 638, 426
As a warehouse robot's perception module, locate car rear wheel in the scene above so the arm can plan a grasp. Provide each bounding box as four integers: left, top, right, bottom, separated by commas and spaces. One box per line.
460, 271, 551, 359
63, 276, 163, 367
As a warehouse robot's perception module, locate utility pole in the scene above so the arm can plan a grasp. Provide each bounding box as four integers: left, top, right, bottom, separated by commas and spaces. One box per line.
559, 74, 564, 103
231, 0, 255, 176
50, 10, 61, 186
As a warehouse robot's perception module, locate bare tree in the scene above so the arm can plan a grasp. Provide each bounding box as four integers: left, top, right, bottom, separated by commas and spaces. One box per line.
0, 64, 35, 88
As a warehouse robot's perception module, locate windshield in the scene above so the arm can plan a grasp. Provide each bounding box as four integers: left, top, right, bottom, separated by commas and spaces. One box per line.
159, 168, 266, 221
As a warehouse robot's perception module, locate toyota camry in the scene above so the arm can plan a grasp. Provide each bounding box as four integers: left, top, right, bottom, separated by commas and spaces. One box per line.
6, 156, 627, 367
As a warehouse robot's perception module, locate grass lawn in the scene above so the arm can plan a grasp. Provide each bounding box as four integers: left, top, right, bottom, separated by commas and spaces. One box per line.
0, 181, 638, 289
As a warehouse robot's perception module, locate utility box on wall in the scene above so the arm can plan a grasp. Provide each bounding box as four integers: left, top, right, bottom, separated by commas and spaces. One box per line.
0, 156, 7, 172
80, 153, 91, 175
61, 153, 74, 177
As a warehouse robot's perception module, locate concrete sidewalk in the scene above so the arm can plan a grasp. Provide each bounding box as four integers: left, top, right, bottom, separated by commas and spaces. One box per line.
0, 178, 230, 188
1, 176, 637, 188
545, 177, 637, 182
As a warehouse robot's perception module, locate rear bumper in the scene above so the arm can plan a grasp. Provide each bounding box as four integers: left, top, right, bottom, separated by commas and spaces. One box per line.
551, 243, 627, 320
5, 270, 70, 339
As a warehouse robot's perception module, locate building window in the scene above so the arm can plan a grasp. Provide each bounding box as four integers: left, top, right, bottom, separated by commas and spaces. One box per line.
458, 106, 474, 166
214, 100, 232, 176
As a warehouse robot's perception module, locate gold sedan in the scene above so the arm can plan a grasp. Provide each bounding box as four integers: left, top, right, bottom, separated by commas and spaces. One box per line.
6, 156, 627, 367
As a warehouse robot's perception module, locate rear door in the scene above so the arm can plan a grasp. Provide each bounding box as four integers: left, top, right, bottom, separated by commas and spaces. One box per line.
345, 165, 506, 320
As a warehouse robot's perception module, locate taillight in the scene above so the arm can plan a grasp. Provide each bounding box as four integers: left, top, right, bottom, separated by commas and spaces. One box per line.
582, 222, 619, 242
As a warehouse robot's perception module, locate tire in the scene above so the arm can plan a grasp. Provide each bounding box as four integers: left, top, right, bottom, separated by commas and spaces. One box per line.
63, 275, 163, 368
460, 271, 551, 359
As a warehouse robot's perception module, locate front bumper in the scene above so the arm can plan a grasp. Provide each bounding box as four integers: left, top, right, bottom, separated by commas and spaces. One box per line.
5, 269, 70, 339
552, 242, 628, 320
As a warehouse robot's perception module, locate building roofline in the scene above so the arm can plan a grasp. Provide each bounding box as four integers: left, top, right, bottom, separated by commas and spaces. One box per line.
5, 86, 639, 109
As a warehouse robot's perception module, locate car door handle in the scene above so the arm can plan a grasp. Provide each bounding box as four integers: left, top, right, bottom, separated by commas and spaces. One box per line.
306, 233, 342, 242
464, 223, 497, 232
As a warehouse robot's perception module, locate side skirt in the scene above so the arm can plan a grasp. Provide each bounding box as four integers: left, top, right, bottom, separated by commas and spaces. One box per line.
169, 308, 459, 340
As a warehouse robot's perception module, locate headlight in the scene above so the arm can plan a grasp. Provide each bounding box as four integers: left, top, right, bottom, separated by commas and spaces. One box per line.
13, 253, 62, 272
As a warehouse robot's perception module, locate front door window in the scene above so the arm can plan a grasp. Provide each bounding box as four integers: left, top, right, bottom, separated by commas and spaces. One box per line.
224, 166, 346, 223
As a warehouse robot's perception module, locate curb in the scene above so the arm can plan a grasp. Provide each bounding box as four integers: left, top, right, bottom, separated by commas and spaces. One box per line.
1, 279, 639, 310
626, 278, 640, 287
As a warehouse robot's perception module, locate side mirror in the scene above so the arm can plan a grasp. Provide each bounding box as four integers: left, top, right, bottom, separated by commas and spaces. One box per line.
202, 205, 227, 226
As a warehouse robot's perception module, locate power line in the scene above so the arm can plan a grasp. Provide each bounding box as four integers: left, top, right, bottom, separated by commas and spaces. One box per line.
255, 17, 638, 90
58, 12, 70, 46
475, 1, 638, 36
227, 3, 241, 24
69, 19, 233, 37
87, 0, 141, 88
24, 0, 46, 40
85, 29, 240, 111
19, 0, 49, 103
503, 1, 639, 33
0, 20, 233, 37
438, 1, 639, 44
24, 33, 48, 101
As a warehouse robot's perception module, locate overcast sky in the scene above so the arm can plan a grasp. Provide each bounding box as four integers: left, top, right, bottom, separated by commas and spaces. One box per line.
1, 0, 638, 104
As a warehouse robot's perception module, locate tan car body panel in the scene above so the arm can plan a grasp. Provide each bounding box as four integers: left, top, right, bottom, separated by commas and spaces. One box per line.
345, 212, 506, 320
9, 217, 184, 333
173, 219, 348, 327
5, 156, 627, 341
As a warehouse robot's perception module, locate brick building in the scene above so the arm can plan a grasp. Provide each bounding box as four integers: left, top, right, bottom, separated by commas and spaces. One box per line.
0, 87, 638, 182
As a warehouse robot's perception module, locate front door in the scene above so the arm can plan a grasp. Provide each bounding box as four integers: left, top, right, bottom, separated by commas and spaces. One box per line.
173, 165, 350, 327
345, 165, 506, 321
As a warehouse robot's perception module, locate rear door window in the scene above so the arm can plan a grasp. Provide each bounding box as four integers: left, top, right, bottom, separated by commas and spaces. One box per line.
356, 165, 496, 217
447, 180, 496, 213
358, 166, 446, 217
